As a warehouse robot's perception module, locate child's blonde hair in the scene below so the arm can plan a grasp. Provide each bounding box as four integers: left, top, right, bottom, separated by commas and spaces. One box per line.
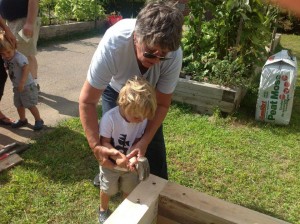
118, 76, 157, 120
0, 31, 14, 53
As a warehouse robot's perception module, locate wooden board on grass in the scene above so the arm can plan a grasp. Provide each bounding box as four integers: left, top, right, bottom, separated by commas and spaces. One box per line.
105, 175, 168, 224
158, 182, 289, 224
0, 154, 23, 173
106, 175, 290, 224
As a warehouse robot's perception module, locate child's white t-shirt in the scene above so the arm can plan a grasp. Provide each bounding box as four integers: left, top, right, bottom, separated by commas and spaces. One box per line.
99, 106, 147, 155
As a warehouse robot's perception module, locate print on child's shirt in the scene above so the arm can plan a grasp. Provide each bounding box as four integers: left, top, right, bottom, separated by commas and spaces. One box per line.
111, 134, 130, 155
4, 61, 15, 81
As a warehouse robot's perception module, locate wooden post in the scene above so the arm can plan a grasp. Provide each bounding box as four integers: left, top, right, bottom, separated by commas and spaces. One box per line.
105, 175, 168, 224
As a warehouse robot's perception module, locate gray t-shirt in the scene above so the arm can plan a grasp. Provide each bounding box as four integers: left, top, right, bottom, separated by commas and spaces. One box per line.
4, 50, 34, 87
87, 19, 182, 94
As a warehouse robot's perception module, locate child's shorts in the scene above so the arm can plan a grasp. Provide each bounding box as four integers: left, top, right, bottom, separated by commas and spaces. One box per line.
99, 166, 139, 196
7, 17, 41, 56
13, 83, 38, 108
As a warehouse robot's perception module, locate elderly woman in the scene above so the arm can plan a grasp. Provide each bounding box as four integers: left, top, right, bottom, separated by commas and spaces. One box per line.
80, 1, 183, 181
79, 2, 184, 222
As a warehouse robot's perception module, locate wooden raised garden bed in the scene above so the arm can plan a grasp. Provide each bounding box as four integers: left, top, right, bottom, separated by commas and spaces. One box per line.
172, 78, 246, 115
39, 20, 105, 40
105, 175, 289, 224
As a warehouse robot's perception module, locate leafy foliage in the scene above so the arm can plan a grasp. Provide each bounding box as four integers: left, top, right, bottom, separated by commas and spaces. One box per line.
39, 0, 106, 24
183, 0, 278, 88
55, 0, 106, 22
39, 0, 57, 25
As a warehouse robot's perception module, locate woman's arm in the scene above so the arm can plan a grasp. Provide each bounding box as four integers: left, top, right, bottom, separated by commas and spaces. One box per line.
0, 16, 16, 48
23, 0, 39, 37
100, 136, 128, 168
127, 90, 172, 158
79, 80, 118, 168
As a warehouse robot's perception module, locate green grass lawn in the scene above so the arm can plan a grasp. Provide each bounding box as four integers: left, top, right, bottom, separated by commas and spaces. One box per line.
0, 34, 299, 224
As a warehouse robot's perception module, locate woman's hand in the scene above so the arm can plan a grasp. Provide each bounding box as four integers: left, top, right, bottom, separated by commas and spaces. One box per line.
93, 145, 120, 169
126, 140, 148, 165
112, 152, 128, 169
128, 156, 138, 172
22, 23, 34, 38
3, 26, 16, 48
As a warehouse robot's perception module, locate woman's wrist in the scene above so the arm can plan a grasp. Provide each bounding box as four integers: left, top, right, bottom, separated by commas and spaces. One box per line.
92, 143, 101, 152
139, 137, 150, 149
92, 144, 104, 161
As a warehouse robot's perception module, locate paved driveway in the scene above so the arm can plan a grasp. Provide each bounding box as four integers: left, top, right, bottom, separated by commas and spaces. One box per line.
0, 35, 101, 147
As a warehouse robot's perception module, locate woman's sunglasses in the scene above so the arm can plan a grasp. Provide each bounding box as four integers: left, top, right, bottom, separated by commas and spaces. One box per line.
143, 51, 172, 61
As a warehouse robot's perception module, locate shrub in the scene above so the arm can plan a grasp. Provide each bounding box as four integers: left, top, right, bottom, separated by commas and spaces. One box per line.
182, 0, 277, 89
39, 0, 106, 25
55, 0, 105, 22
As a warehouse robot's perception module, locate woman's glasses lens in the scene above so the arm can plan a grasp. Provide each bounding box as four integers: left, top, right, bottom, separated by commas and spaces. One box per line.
143, 52, 157, 58
143, 52, 171, 61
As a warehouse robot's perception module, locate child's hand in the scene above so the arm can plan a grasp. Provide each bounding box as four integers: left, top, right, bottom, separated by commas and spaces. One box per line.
128, 156, 138, 172
112, 153, 128, 169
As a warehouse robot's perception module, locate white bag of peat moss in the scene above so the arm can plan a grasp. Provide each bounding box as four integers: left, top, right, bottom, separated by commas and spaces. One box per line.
255, 50, 298, 125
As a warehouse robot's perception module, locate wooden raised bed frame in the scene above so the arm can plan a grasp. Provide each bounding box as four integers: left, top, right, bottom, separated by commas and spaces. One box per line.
105, 175, 289, 224
172, 78, 246, 115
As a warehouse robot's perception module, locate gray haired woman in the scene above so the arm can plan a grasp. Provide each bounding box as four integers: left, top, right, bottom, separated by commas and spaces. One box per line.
79, 2, 184, 222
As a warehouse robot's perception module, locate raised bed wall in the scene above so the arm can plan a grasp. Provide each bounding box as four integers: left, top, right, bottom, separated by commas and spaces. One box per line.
39, 20, 105, 40
105, 175, 290, 224
172, 78, 246, 115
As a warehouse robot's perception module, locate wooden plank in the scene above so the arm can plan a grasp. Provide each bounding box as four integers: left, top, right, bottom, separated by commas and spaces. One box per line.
172, 94, 235, 113
0, 154, 23, 173
173, 89, 223, 101
174, 86, 224, 100
233, 87, 247, 109
158, 182, 290, 224
222, 89, 236, 102
157, 215, 180, 224
177, 78, 235, 91
173, 78, 245, 114
172, 93, 234, 109
195, 105, 214, 115
105, 174, 168, 224
175, 81, 225, 100
176, 79, 238, 100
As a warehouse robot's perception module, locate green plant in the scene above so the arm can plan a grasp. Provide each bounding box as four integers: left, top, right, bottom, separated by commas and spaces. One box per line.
54, 0, 105, 23
54, 0, 73, 22
182, 0, 276, 88
183, 48, 251, 88
72, 0, 106, 21
39, 0, 57, 25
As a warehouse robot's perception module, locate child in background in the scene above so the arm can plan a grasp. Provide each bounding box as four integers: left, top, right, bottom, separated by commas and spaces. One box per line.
98, 76, 157, 223
0, 31, 43, 130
